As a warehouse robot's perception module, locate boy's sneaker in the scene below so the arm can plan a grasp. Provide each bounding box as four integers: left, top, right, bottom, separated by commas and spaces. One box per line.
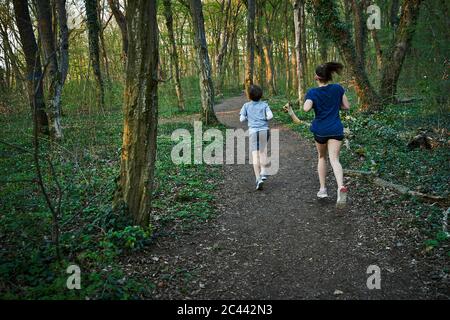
317, 188, 328, 199
336, 186, 348, 208
261, 175, 268, 181
256, 178, 264, 191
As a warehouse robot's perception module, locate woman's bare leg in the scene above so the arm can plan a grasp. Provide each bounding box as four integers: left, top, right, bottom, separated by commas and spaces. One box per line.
327, 139, 344, 188
315, 142, 328, 189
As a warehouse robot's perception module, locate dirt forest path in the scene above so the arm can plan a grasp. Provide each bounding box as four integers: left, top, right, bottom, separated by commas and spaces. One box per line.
124, 95, 438, 299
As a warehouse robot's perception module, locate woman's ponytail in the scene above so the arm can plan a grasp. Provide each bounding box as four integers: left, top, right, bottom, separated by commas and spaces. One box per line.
315, 62, 344, 82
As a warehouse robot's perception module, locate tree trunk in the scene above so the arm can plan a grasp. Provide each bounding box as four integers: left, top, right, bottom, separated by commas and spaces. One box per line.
390, 0, 400, 30
98, 8, 111, 83
56, 0, 69, 85
188, 0, 218, 124
284, 0, 290, 98
13, 0, 49, 134
36, 0, 63, 138
85, 0, 105, 109
245, 0, 256, 95
293, 0, 306, 102
380, 0, 423, 103
255, 4, 264, 87
371, 29, 383, 72
351, 0, 368, 68
215, 0, 232, 93
163, 0, 185, 111
114, 0, 159, 227
262, 15, 276, 95
107, 0, 127, 59
310, 0, 381, 111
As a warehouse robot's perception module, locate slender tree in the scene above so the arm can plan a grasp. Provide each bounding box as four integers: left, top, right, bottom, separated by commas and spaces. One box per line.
36, 0, 63, 138
215, 0, 233, 93
188, 0, 218, 124
163, 0, 185, 111
56, 0, 69, 85
12, 0, 49, 134
350, 0, 368, 68
293, 0, 306, 102
114, 0, 159, 227
245, 0, 256, 95
107, 0, 127, 58
84, 0, 105, 109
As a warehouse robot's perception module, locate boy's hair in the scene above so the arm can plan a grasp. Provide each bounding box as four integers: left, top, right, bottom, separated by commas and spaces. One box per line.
248, 85, 263, 102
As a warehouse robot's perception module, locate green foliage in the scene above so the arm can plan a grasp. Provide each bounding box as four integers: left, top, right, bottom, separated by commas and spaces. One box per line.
0, 107, 222, 299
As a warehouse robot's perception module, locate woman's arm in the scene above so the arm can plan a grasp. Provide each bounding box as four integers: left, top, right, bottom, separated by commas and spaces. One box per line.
303, 99, 313, 112
283, 103, 302, 124
341, 94, 350, 110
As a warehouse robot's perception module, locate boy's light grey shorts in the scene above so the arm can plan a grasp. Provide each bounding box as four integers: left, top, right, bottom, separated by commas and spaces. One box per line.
249, 130, 270, 152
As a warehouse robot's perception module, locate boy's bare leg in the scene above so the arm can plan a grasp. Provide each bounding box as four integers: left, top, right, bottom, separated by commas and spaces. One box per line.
252, 151, 261, 179
327, 139, 344, 188
259, 148, 268, 175
315, 142, 328, 190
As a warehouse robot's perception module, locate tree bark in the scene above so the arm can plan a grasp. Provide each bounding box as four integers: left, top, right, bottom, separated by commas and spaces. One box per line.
36, 0, 63, 138
163, 0, 185, 111
255, 4, 264, 87
351, 0, 368, 68
262, 11, 276, 95
310, 0, 381, 111
114, 0, 159, 227
85, 0, 105, 109
371, 29, 383, 72
390, 0, 400, 30
13, 0, 49, 134
56, 0, 69, 85
380, 0, 423, 103
188, 0, 218, 124
245, 0, 256, 95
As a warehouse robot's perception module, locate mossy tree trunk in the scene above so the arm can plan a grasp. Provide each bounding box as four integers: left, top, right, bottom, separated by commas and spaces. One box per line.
114, 0, 159, 227
380, 0, 423, 103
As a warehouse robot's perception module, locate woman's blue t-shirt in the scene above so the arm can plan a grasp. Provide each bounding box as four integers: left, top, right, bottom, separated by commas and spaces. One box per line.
304, 83, 345, 137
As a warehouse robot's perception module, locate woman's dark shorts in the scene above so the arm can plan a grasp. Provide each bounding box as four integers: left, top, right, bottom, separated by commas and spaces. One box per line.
249, 130, 270, 152
314, 134, 344, 145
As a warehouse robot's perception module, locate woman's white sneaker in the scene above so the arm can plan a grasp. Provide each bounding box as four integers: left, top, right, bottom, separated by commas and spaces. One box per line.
336, 186, 348, 208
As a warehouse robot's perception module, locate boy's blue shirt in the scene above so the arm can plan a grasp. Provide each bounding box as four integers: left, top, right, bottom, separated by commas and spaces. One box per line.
240, 100, 273, 134
305, 83, 345, 137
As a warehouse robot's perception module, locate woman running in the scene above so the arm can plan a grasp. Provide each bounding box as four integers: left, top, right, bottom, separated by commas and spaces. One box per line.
303, 62, 350, 207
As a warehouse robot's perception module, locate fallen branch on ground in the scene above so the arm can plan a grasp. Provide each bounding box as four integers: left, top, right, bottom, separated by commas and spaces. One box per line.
344, 169, 449, 206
